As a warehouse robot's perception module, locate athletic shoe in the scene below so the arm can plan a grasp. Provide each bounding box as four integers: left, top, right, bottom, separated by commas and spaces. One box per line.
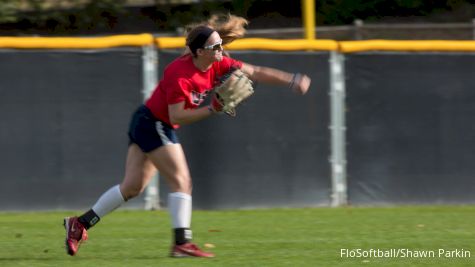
170, 242, 215, 258
64, 216, 88, 256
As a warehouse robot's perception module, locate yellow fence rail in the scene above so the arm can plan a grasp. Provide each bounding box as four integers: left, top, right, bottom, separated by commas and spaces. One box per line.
155, 37, 338, 51
1, 34, 475, 53
339, 40, 475, 53
0, 34, 154, 49
225, 38, 337, 51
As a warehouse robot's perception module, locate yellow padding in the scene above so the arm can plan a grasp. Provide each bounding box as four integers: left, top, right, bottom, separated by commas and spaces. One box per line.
3, 35, 475, 53
0, 34, 154, 49
227, 38, 338, 51
155, 37, 338, 51
340, 40, 475, 53
155, 37, 186, 49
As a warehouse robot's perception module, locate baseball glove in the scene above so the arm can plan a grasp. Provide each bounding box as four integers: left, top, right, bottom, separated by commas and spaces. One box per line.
211, 69, 254, 116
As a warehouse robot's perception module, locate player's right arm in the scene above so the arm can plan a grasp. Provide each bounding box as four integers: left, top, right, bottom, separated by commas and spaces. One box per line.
168, 102, 214, 125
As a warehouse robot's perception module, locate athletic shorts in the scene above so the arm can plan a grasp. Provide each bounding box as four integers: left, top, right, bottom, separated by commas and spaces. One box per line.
128, 105, 179, 152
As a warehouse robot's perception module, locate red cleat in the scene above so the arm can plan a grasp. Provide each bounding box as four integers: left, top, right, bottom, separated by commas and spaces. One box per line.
64, 217, 88, 256
171, 242, 215, 258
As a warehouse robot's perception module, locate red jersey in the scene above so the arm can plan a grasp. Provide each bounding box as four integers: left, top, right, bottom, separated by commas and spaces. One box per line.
145, 54, 242, 129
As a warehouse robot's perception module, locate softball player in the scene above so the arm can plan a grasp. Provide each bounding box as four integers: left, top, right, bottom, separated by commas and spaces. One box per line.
64, 16, 311, 258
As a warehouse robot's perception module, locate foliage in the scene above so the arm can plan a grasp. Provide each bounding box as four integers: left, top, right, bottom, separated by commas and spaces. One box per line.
0, 0, 472, 34
316, 0, 468, 25
0, 0, 126, 33
0, 0, 21, 23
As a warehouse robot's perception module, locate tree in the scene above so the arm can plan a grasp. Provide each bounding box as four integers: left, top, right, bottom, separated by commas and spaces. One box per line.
0, 0, 21, 23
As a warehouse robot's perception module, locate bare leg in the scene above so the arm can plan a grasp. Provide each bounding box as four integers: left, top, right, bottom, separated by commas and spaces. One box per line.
146, 144, 192, 194
119, 144, 157, 200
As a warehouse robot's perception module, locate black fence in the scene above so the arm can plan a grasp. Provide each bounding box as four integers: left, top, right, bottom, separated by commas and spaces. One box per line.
1, 48, 475, 211
346, 53, 475, 204
0, 48, 143, 210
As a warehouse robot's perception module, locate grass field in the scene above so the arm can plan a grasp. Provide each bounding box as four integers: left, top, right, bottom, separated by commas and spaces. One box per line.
0, 206, 474, 267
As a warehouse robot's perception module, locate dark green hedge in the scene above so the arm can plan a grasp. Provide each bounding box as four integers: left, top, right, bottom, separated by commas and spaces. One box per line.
0, 0, 469, 35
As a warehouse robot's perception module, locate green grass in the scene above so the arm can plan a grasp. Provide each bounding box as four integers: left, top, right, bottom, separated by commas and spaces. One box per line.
0, 206, 474, 266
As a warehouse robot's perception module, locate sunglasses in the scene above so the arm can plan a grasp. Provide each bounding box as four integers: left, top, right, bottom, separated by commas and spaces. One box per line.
203, 40, 223, 51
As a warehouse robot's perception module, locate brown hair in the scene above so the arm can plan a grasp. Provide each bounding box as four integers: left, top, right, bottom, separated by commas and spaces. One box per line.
185, 14, 248, 46
186, 25, 215, 55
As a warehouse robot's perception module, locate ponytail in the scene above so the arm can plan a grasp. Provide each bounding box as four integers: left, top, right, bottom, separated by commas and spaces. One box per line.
185, 14, 248, 45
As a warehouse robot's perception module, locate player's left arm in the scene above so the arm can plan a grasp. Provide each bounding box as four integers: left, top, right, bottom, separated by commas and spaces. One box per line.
240, 62, 311, 95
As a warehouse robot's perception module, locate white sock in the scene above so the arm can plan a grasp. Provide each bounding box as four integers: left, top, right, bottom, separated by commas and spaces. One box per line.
168, 192, 192, 228
92, 184, 125, 218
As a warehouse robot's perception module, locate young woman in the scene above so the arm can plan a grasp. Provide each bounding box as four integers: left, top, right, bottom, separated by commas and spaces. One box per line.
64, 16, 311, 258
